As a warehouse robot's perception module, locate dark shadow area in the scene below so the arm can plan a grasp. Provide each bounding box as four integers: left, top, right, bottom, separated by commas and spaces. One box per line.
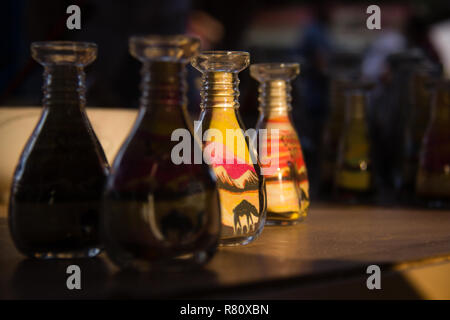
107, 268, 219, 299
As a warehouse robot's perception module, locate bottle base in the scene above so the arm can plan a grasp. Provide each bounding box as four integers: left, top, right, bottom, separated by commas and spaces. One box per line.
265, 217, 304, 226
265, 210, 306, 226
219, 232, 263, 246
218, 214, 266, 247
111, 249, 214, 272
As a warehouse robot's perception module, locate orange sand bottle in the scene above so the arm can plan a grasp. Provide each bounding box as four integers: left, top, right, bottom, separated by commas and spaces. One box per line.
251, 63, 309, 225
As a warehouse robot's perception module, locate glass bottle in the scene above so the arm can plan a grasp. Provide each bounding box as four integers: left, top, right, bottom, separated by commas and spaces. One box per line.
416, 79, 450, 208
9, 41, 109, 259
320, 52, 362, 197
375, 52, 424, 196
192, 51, 266, 246
402, 70, 434, 201
320, 76, 347, 197
102, 35, 220, 270
335, 84, 373, 202
251, 63, 309, 225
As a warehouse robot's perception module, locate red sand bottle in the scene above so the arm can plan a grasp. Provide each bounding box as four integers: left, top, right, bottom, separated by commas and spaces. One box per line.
251, 63, 309, 225
192, 51, 267, 245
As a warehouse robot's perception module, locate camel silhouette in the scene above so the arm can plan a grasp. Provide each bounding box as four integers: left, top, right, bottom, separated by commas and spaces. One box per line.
233, 199, 259, 234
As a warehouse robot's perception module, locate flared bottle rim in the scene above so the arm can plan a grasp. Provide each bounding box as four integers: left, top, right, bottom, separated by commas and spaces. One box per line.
250, 62, 300, 82
198, 50, 249, 56
31, 41, 97, 50
129, 34, 201, 62
31, 41, 97, 66
192, 51, 250, 73
251, 62, 299, 69
129, 34, 200, 46
387, 50, 425, 68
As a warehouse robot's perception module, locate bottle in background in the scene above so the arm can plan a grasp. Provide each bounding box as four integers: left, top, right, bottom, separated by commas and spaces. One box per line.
320, 52, 362, 199
335, 82, 373, 203
416, 79, 450, 209
401, 67, 437, 203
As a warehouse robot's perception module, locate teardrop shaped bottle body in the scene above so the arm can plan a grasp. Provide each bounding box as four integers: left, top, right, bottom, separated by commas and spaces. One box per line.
9, 42, 109, 259
102, 36, 220, 270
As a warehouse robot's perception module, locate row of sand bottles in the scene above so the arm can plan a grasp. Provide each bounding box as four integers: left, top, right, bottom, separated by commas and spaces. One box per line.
319, 51, 450, 208
8, 35, 310, 270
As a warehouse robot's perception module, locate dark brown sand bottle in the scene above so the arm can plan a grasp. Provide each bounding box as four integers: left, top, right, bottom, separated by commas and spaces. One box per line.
101, 36, 220, 270
9, 42, 109, 259
416, 79, 450, 209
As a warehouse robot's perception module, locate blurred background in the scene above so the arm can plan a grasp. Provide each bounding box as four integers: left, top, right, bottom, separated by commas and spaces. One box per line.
1, 0, 450, 207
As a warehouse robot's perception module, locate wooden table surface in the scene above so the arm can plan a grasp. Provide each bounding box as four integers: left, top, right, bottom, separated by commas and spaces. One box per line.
1, 204, 450, 299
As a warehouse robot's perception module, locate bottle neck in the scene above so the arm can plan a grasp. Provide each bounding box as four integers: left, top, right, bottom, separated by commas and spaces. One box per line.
432, 86, 450, 123
138, 61, 190, 134
258, 80, 292, 116
413, 74, 430, 106
330, 79, 346, 119
43, 65, 86, 108
140, 61, 187, 111
200, 72, 240, 109
346, 93, 366, 122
